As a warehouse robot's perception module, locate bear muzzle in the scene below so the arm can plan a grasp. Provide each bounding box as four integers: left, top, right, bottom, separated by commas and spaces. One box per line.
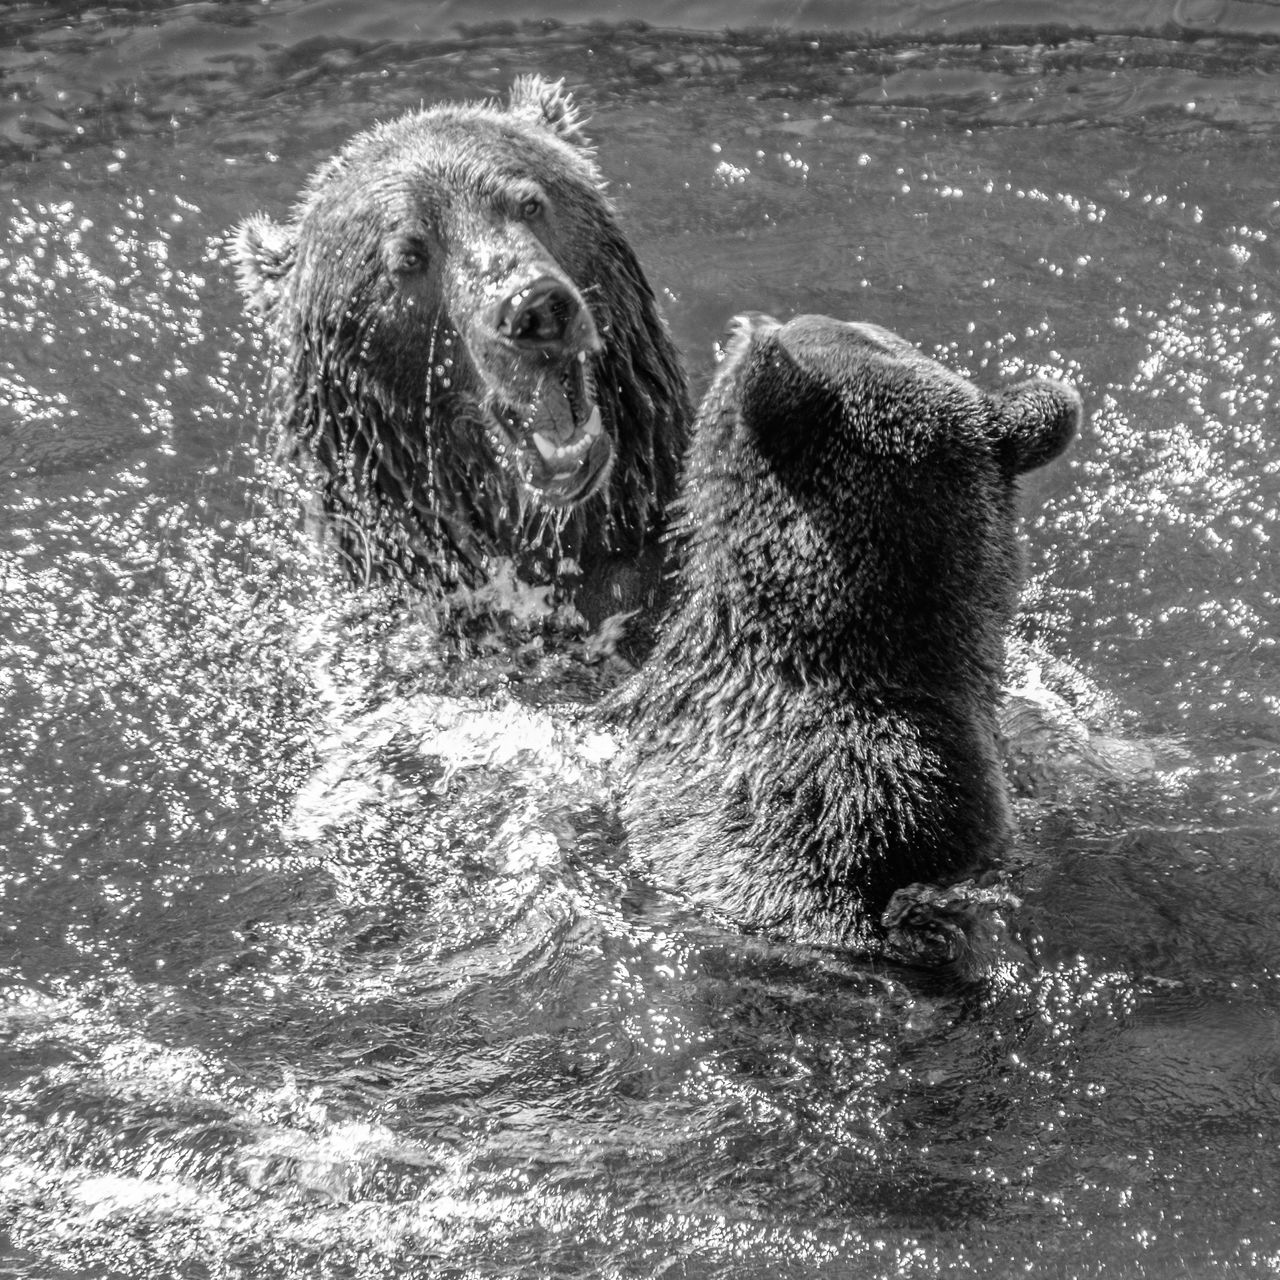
474, 275, 612, 507
521, 351, 611, 507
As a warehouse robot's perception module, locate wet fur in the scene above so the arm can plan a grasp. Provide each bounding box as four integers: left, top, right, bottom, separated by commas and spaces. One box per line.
615, 314, 1081, 950
231, 77, 690, 604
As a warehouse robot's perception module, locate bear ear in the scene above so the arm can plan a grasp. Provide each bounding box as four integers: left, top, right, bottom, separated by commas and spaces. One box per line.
506, 75, 592, 149
229, 213, 296, 317
989, 377, 1082, 475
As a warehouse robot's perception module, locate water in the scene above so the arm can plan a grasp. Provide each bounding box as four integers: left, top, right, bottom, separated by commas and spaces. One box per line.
4, 4, 1280, 1277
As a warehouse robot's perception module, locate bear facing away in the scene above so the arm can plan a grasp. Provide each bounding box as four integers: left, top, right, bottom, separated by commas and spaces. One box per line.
614, 312, 1081, 952
231, 77, 690, 619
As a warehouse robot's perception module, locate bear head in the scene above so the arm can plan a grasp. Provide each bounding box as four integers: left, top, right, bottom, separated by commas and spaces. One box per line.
673, 312, 1080, 691
231, 76, 689, 591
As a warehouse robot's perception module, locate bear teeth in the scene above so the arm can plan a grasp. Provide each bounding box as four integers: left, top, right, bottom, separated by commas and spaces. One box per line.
532, 405, 602, 465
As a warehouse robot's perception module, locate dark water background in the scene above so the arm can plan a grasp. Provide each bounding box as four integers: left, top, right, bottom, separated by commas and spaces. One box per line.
5, 2, 1280, 1276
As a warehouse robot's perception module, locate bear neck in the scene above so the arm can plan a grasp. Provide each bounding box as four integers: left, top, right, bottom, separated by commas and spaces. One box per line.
623, 454, 1010, 757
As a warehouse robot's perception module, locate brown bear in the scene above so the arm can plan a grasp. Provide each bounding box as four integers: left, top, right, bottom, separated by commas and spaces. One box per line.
614, 312, 1081, 953
230, 77, 690, 620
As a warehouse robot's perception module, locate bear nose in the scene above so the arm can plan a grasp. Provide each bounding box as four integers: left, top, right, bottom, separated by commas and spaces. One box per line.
496, 276, 588, 352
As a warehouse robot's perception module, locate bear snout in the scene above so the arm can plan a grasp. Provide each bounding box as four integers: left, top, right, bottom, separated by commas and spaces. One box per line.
496, 275, 601, 356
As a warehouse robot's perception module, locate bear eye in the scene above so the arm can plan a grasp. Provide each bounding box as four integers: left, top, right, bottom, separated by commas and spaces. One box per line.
386, 238, 428, 275
517, 195, 544, 220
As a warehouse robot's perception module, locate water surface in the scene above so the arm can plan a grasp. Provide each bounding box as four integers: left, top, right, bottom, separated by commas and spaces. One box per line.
3, 5, 1280, 1277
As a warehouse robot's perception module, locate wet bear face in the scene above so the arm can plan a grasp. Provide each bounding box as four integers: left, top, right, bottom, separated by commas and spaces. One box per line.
231, 77, 688, 591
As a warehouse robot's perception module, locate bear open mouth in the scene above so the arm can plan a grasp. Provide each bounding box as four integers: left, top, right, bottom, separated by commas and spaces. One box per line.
512, 352, 613, 507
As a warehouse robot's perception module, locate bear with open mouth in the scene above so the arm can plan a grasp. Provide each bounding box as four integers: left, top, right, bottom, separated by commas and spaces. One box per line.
231, 76, 691, 619
614, 313, 1081, 954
